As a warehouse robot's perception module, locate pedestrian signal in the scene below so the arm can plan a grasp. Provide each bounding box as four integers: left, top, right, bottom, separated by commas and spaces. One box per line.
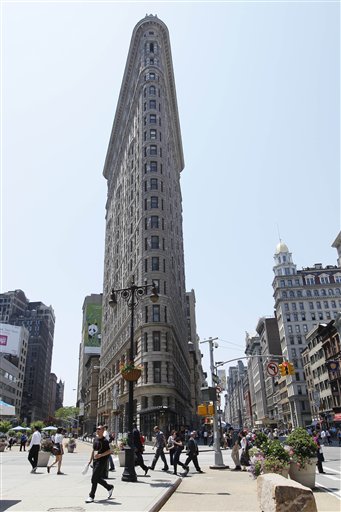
207, 403, 214, 415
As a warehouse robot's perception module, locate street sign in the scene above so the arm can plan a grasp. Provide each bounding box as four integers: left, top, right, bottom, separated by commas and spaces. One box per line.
216, 386, 222, 393
212, 374, 220, 384
267, 361, 279, 377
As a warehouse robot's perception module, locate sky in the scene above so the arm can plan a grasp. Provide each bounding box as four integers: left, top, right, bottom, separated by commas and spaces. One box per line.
2, 0, 340, 406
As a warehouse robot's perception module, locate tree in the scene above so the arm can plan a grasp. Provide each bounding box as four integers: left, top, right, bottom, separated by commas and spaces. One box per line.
30, 420, 45, 431
0, 420, 12, 433
55, 407, 79, 422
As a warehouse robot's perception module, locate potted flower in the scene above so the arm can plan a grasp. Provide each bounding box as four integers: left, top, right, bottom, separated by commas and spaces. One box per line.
65, 438, 77, 453
285, 427, 317, 488
120, 361, 142, 381
111, 437, 128, 467
248, 447, 265, 479
37, 438, 53, 467
263, 456, 290, 478
0, 436, 7, 452
248, 440, 290, 479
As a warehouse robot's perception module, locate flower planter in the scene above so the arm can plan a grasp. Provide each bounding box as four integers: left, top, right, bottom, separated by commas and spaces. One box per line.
117, 451, 125, 467
0, 444, 6, 452
37, 451, 51, 467
289, 460, 316, 489
121, 369, 141, 382
263, 468, 289, 478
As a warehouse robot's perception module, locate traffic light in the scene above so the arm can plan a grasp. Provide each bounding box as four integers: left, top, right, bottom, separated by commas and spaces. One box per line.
279, 363, 286, 376
207, 403, 214, 415
288, 362, 295, 375
197, 404, 207, 416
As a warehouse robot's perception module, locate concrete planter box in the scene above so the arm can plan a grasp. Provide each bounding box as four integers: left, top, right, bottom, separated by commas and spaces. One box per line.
289, 460, 316, 489
37, 451, 51, 467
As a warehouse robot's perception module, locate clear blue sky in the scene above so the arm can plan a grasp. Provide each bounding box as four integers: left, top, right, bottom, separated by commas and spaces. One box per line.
2, 1, 340, 405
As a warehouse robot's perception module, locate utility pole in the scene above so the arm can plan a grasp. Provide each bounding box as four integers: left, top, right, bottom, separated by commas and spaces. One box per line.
200, 337, 228, 469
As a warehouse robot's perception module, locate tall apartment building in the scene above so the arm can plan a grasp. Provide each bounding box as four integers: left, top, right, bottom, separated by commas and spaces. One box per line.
272, 240, 341, 428
0, 323, 29, 416
98, 15, 190, 439
0, 289, 55, 422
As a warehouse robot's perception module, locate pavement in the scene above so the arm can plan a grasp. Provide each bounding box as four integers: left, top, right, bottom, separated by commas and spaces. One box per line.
0, 441, 340, 512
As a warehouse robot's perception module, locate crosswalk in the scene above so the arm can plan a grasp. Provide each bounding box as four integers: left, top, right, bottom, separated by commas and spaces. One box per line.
316, 466, 341, 500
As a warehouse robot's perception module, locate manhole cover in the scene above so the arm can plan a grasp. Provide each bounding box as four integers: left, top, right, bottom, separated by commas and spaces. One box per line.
48, 508, 85, 512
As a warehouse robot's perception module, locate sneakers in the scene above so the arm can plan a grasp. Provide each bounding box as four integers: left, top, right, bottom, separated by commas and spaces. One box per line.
162, 467, 169, 471
197, 470, 204, 473
85, 497, 94, 503
107, 486, 114, 500
30, 467, 37, 474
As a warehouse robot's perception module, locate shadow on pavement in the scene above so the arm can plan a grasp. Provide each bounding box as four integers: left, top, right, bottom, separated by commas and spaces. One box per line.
0, 501, 21, 512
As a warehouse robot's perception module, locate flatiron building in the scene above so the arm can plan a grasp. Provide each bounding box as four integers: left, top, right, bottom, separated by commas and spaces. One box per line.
98, 15, 191, 438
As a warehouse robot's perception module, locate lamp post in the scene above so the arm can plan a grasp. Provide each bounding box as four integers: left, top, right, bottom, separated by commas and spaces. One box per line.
200, 337, 227, 469
109, 278, 158, 482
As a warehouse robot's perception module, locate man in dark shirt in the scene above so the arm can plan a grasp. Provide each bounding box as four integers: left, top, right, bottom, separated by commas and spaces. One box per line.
148, 425, 169, 472
133, 424, 149, 475
183, 431, 204, 474
86, 425, 114, 503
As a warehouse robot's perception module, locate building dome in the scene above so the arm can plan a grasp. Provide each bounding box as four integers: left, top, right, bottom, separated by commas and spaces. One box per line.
275, 240, 289, 254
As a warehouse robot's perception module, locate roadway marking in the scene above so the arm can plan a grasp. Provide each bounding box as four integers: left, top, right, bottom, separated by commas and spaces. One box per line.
323, 466, 340, 474
315, 483, 341, 500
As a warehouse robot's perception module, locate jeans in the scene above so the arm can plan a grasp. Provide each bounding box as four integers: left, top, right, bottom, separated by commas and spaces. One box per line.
150, 447, 168, 469
89, 460, 112, 498
184, 452, 201, 471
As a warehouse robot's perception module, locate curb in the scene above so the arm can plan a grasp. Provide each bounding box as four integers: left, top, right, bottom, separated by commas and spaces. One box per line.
149, 477, 182, 512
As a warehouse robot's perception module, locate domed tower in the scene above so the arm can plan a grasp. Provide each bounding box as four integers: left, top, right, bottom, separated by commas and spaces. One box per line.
273, 240, 297, 277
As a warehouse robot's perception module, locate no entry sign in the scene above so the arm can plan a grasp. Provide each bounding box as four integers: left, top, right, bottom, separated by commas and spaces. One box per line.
267, 362, 279, 377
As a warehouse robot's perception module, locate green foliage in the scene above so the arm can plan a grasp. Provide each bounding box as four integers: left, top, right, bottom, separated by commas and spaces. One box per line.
0, 420, 12, 433
253, 431, 268, 448
55, 407, 79, 421
263, 455, 289, 473
30, 421, 45, 431
285, 427, 317, 466
264, 440, 290, 463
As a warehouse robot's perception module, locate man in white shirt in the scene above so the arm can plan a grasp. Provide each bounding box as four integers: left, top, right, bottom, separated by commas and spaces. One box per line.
28, 426, 41, 473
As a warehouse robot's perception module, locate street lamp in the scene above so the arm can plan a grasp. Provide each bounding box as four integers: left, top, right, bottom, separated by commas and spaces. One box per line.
200, 337, 228, 469
109, 278, 158, 482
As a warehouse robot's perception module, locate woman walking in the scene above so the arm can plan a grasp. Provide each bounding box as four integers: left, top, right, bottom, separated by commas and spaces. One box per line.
172, 431, 188, 476
167, 430, 175, 467
47, 427, 64, 474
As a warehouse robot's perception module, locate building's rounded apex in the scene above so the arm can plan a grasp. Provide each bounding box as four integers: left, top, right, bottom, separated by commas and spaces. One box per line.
275, 240, 289, 254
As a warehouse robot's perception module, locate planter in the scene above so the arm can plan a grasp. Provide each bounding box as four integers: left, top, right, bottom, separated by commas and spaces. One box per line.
0, 445, 6, 452
116, 451, 125, 467
37, 451, 51, 467
121, 369, 141, 382
289, 460, 316, 489
263, 468, 289, 479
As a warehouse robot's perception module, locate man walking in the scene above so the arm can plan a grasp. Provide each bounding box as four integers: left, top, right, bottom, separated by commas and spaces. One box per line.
183, 431, 204, 475
86, 425, 114, 503
133, 424, 149, 476
28, 426, 41, 473
103, 424, 115, 471
148, 425, 169, 472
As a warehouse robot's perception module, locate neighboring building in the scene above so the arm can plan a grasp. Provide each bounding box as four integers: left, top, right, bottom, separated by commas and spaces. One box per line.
255, 316, 282, 427
83, 354, 100, 436
77, 294, 102, 430
303, 320, 341, 428
55, 379, 64, 412
272, 240, 341, 428
98, 15, 191, 439
48, 373, 57, 418
245, 332, 266, 427
226, 361, 246, 428
186, 290, 205, 429
0, 323, 29, 416
0, 290, 55, 423
332, 231, 341, 267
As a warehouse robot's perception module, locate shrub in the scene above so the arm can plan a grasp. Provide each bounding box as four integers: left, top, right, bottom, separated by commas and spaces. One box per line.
285, 428, 317, 469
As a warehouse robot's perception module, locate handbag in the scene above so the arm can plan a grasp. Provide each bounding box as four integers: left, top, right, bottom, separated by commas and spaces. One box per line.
51, 444, 60, 456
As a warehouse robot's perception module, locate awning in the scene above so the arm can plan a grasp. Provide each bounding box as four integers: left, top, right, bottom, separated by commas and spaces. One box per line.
333, 413, 341, 422
0, 400, 15, 416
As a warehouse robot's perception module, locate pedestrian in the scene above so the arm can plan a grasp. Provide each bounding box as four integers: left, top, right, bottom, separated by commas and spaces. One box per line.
20, 433, 27, 451
47, 427, 64, 475
148, 425, 169, 472
166, 430, 176, 466
133, 424, 149, 476
320, 429, 326, 445
337, 428, 341, 446
28, 426, 41, 473
313, 432, 325, 474
172, 431, 188, 476
208, 431, 213, 447
203, 430, 208, 445
103, 425, 115, 471
85, 425, 114, 503
184, 431, 204, 474
240, 432, 250, 471
231, 439, 241, 471
326, 429, 332, 445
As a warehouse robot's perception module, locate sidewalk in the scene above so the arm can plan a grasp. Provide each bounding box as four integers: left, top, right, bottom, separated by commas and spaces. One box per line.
1, 442, 340, 511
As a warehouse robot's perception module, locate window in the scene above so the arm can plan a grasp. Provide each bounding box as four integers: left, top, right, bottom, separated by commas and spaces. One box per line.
150, 145, 157, 155
299, 302, 304, 310
149, 100, 156, 109
316, 301, 321, 309
151, 257, 159, 271
152, 331, 161, 351
149, 72, 155, 80
150, 114, 157, 124
295, 325, 301, 333
145, 306, 148, 323
309, 302, 314, 310
292, 303, 297, 310
149, 85, 156, 95
144, 333, 148, 352
303, 324, 308, 333
150, 129, 157, 139
314, 290, 319, 296
150, 178, 158, 190
306, 290, 312, 297
151, 196, 158, 208
288, 325, 293, 333
150, 161, 157, 172
143, 362, 148, 384
320, 276, 330, 284
151, 215, 159, 228
152, 305, 160, 322
151, 236, 159, 249
153, 362, 161, 383
323, 301, 329, 308
306, 277, 315, 285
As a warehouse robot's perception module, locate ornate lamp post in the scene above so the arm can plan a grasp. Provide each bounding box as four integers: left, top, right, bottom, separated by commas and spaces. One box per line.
109, 279, 158, 482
